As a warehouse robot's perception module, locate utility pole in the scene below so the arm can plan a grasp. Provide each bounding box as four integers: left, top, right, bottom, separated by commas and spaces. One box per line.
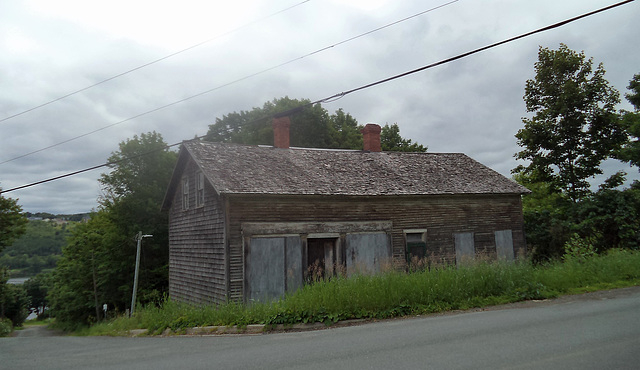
130, 232, 152, 317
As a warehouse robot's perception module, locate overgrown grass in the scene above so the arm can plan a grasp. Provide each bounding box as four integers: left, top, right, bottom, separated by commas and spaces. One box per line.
84, 249, 640, 336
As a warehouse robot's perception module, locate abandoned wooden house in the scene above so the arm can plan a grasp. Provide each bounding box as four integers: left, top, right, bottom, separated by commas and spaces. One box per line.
162, 118, 530, 304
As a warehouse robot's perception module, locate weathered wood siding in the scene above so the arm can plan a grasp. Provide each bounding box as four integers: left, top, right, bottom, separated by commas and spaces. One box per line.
226, 194, 526, 301
168, 159, 227, 304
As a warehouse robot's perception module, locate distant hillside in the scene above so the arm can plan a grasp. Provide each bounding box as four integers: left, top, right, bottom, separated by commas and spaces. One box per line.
0, 218, 80, 277
25, 212, 91, 222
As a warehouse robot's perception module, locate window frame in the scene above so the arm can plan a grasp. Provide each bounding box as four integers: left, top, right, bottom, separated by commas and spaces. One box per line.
195, 171, 205, 208
181, 176, 190, 211
403, 229, 427, 263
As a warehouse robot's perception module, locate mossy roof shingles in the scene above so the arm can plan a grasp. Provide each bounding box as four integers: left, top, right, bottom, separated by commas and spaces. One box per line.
182, 141, 529, 196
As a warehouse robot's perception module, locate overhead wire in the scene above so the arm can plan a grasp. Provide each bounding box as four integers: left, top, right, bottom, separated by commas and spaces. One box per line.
0, 0, 312, 125
1, 142, 184, 194
0, 0, 634, 195
316, 0, 637, 104
0, 0, 459, 166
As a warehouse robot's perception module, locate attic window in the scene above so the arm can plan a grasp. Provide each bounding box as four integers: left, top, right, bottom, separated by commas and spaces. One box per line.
196, 171, 205, 208
404, 230, 427, 263
182, 176, 189, 210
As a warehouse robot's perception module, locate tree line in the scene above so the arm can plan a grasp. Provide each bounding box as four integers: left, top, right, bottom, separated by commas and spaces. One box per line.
0, 220, 71, 276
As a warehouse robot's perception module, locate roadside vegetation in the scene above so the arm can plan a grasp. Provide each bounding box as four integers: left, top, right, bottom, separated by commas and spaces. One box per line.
81, 248, 640, 336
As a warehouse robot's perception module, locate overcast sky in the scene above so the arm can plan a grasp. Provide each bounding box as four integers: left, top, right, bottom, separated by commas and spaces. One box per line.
1, 0, 638, 214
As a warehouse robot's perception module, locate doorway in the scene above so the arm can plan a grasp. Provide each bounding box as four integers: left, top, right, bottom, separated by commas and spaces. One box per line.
306, 238, 336, 282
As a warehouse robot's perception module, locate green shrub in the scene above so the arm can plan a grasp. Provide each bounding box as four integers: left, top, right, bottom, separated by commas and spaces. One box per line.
563, 234, 597, 261
0, 317, 12, 337
1, 283, 30, 327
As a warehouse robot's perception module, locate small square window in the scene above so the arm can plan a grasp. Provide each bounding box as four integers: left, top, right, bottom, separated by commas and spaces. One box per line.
404, 230, 427, 263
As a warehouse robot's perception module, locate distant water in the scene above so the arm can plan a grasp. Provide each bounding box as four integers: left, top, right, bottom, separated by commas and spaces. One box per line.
7, 277, 31, 284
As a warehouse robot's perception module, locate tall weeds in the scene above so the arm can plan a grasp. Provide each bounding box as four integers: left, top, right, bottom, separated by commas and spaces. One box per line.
85, 249, 640, 335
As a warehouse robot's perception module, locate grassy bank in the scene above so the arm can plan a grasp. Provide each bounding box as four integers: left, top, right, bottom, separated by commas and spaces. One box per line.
84, 249, 640, 336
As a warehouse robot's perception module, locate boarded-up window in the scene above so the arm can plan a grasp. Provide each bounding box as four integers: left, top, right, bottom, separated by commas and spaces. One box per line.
246, 236, 302, 302
454, 232, 475, 266
195, 171, 205, 208
345, 233, 391, 275
285, 236, 303, 293
495, 230, 514, 261
181, 177, 189, 210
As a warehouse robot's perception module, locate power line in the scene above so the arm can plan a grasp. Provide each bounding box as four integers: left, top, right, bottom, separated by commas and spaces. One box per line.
0, 0, 634, 195
0, 0, 312, 125
276, 1, 639, 116
0, 142, 184, 194
0, 0, 459, 166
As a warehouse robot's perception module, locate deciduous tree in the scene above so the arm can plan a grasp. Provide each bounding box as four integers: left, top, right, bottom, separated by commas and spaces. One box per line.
0, 191, 27, 254
617, 73, 640, 168
50, 132, 177, 326
205, 97, 425, 151
513, 44, 625, 202
380, 123, 427, 152
205, 97, 336, 148
49, 212, 118, 326
99, 132, 177, 311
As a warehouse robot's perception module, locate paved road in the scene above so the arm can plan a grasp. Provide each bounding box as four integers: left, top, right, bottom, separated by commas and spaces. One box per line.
2, 287, 639, 370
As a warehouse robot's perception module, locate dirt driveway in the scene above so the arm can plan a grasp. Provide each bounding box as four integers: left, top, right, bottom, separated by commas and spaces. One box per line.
12, 325, 63, 337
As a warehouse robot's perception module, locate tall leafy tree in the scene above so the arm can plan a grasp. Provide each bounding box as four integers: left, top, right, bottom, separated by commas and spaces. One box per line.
49, 211, 120, 325
513, 44, 625, 202
205, 97, 335, 148
50, 132, 177, 326
328, 108, 362, 149
617, 73, 640, 168
0, 191, 28, 328
205, 97, 425, 151
98, 132, 177, 307
0, 190, 27, 254
381, 123, 427, 152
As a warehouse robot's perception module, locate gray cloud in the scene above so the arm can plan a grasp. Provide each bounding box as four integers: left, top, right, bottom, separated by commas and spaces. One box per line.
1, 0, 639, 214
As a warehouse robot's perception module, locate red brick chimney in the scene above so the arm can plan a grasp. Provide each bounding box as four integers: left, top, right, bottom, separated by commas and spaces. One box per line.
272, 116, 290, 149
361, 123, 382, 152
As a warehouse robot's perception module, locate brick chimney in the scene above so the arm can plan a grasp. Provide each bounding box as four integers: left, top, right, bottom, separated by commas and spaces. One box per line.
272, 116, 290, 149
361, 123, 382, 152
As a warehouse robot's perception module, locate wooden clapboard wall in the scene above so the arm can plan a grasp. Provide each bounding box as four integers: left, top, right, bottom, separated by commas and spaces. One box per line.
168, 159, 227, 304
224, 193, 526, 302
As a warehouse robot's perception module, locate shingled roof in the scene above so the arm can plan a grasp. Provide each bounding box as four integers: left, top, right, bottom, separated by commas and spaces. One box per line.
163, 140, 529, 205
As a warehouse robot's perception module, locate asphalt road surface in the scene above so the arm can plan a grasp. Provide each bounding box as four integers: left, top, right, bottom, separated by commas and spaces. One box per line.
2, 287, 639, 370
